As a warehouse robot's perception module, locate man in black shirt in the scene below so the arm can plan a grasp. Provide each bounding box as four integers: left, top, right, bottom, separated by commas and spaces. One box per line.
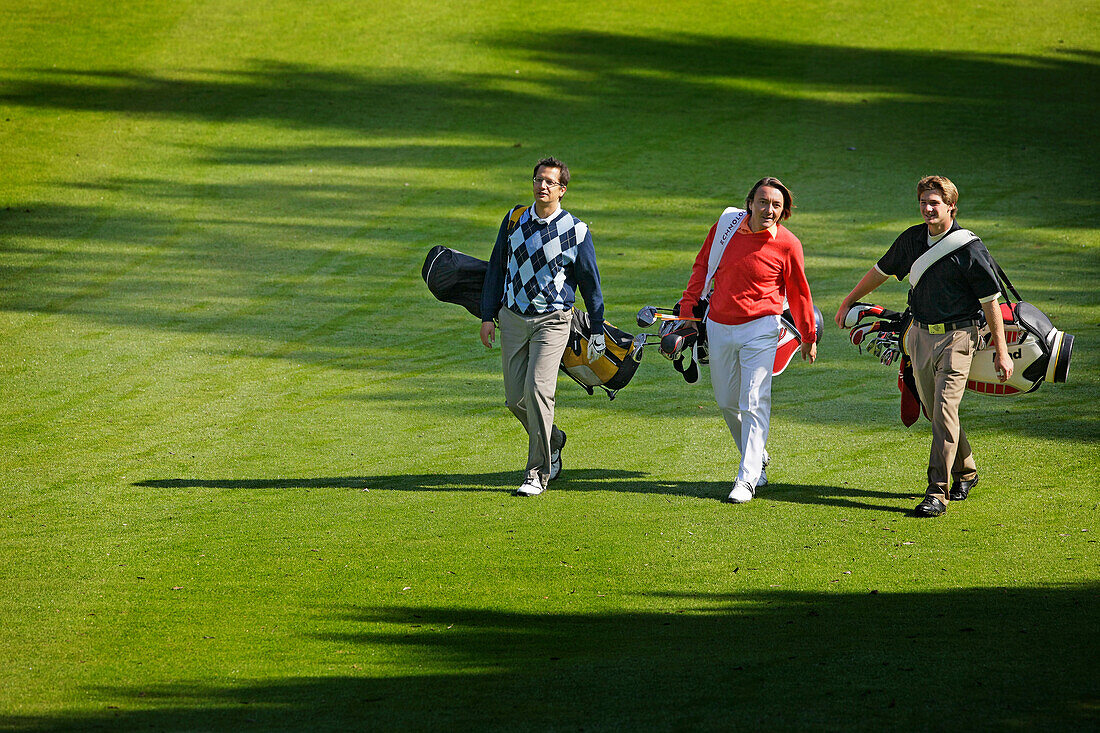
835, 176, 1013, 517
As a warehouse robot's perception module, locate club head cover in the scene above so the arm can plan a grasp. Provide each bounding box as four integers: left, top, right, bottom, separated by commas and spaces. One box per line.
673, 354, 688, 378
844, 302, 903, 328
683, 358, 699, 384
844, 302, 887, 328
660, 325, 696, 360
850, 322, 881, 348
674, 354, 700, 384
661, 331, 686, 360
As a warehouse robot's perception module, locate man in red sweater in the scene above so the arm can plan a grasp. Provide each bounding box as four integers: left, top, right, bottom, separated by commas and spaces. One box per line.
678, 177, 817, 503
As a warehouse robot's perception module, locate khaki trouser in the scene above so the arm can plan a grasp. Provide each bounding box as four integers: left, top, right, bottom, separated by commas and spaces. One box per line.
499, 307, 570, 486
905, 324, 980, 503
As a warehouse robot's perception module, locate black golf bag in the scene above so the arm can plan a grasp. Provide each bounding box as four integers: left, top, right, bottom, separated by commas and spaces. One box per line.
422, 245, 642, 399
422, 244, 486, 319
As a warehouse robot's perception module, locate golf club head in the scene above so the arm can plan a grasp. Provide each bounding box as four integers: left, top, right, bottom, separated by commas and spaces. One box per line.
636, 305, 659, 328
630, 333, 648, 362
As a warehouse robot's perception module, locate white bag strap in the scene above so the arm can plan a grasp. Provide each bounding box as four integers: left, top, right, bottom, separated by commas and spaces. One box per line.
705, 207, 748, 297
909, 228, 978, 289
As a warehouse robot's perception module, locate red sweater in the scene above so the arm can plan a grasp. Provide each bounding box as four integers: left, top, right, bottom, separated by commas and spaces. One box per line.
678, 218, 816, 343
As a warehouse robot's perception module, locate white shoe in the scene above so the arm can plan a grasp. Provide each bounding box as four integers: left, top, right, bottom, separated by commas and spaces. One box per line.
725, 480, 755, 504
548, 431, 567, 482
515, 478, 545, 497
757, 451, 771, 487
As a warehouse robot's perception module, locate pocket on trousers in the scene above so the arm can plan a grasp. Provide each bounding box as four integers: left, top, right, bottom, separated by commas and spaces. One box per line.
960, 327, 978, 357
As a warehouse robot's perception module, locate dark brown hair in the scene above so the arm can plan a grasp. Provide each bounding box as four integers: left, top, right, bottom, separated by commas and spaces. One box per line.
745, 177, 793, 221
533, 157, 570, 188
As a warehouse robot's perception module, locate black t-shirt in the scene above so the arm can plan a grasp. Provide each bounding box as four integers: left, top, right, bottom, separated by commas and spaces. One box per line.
877, 222, 1001, 324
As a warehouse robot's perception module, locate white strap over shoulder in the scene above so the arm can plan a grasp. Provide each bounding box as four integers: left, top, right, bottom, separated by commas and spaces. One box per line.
909, 228, 978, 289
705, 207, 748, 297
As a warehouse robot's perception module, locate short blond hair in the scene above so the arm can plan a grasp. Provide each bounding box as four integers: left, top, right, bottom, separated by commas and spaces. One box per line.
917, 175, 958, 210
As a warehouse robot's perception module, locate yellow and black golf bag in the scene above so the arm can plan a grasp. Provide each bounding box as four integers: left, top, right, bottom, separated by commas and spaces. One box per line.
423, 244, 642, 400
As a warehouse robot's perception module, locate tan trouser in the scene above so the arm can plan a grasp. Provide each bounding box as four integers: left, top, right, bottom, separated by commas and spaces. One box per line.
905, 324, 980, 503
499, 307, 570, 486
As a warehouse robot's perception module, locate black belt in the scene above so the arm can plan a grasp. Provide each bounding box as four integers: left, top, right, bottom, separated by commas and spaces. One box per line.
913, 317, 982, 334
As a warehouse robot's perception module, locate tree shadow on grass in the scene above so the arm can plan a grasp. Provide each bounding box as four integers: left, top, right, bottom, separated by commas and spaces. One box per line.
3, 40, 1097, 189
8, 585, 1098, 730
3, 40, 1096, 448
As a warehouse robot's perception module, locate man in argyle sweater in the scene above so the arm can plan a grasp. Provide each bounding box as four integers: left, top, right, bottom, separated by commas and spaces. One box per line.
480, 157, 605, 496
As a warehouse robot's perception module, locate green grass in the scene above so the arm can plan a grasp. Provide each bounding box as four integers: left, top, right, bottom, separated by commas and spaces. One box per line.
1, 0, 1098, 729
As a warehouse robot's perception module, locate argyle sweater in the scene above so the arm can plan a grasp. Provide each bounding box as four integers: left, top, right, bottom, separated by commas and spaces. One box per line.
481, 205, 604, 334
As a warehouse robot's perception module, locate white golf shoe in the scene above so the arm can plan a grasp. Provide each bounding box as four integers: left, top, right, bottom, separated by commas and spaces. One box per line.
757, 451, 771, 488
548, 431, 567, 482
725, 480, 755, 504
515, 478, 545, 497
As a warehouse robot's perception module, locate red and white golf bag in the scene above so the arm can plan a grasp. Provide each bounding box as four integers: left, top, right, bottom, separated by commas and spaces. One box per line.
844, 280, 1075, 425
964, 300, 1073, 395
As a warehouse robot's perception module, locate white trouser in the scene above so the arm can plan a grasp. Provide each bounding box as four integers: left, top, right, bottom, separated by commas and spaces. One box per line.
707, 315, 780, 486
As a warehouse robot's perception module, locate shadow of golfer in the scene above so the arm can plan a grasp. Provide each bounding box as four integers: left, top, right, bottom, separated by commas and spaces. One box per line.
133, 472, 733, 499
134, 470, 658, 493
133, 474, 915, 509
762, 483, 915, 514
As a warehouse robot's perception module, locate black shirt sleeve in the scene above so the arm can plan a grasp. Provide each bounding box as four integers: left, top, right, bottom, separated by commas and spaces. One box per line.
876, 224, 923, 281
959, 239, 1002, 302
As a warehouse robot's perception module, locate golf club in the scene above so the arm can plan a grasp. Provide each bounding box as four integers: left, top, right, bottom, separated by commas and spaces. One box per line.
636, 305, 682, 328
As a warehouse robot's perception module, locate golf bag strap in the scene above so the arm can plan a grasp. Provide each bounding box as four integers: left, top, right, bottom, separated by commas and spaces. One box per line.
705, 207, 749, 298
506, 204, 526, 234
908, 228, 977, 289
992, 259, 1022, 305
499, 204, 528, 271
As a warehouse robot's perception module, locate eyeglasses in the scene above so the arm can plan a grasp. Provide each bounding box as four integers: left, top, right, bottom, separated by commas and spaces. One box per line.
532, 177, 564, 189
